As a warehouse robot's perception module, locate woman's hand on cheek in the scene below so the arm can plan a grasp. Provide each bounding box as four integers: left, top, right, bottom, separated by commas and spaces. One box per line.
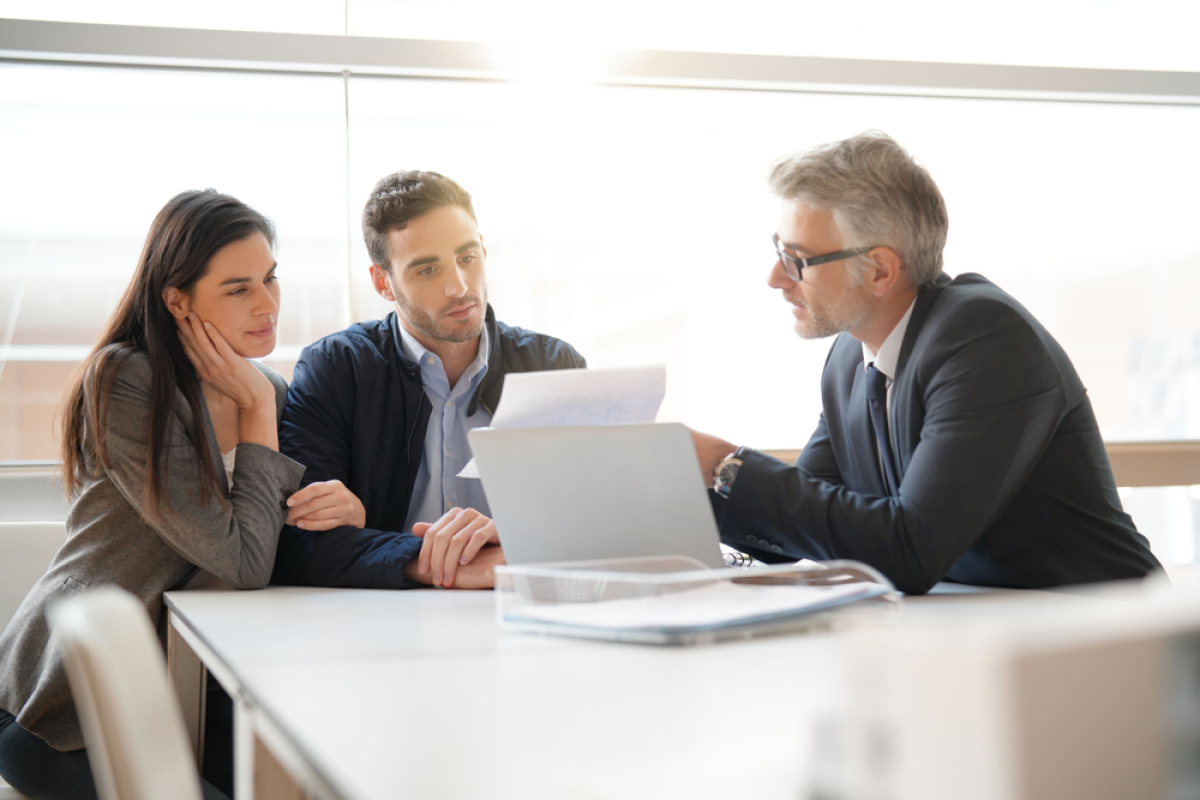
177, 313, 273, 411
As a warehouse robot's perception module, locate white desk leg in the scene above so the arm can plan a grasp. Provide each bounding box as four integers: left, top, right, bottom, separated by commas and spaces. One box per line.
235, 699, 305, 800
235, 699, 255, 800
167, 610, 207, 767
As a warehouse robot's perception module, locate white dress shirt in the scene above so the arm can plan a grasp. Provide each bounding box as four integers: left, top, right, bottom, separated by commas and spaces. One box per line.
862, 298, 917, 474
861, 299, 917, 420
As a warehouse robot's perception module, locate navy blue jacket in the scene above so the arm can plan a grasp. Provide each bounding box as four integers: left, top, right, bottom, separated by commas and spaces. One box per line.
271, 306, 585, 588
716, 274, 1161, 595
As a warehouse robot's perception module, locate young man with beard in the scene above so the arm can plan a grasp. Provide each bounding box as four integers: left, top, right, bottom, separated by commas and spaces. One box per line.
273, 171, 585, 589
690, 132, 1161, 595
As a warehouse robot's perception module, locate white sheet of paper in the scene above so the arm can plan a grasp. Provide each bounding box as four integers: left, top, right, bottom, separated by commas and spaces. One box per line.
490, 365, 666, 428
457, 365, 666, 478
507, 581, 885, 633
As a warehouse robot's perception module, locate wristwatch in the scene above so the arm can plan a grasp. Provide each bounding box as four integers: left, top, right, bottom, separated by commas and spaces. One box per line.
713, 448, 745, 498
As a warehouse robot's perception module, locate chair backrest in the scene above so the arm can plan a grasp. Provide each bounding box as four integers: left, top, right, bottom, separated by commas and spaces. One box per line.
0, 776, 29, 800
46, 586, 203, 800
0, 466, 71, 521
0, 521, 67, 634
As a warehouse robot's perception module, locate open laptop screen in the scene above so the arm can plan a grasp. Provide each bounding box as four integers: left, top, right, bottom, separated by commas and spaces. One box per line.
468, 423, 726, 569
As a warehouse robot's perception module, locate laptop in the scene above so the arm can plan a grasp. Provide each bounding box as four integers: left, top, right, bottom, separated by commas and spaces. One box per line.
467, 423, 727, 569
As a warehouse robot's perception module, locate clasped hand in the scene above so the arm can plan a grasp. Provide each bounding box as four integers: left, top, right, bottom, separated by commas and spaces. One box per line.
286, 485, 503, 589
410, 507, 504, 589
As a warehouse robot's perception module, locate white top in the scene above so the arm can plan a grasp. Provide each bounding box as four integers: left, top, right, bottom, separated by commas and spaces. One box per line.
222, 448, 236, 490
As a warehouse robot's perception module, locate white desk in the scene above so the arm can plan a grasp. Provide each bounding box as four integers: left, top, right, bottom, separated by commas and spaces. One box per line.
164, 586, 1091, 800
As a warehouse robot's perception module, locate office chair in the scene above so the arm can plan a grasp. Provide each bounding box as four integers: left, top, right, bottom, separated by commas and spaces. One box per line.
47, 586, 204, 800
0, 521, 68, 634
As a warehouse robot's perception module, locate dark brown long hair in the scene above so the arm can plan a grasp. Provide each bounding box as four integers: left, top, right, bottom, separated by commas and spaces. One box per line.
59, 190, 276, 522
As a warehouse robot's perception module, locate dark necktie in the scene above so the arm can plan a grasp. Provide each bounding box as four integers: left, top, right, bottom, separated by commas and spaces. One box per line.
866, 364, 900, 496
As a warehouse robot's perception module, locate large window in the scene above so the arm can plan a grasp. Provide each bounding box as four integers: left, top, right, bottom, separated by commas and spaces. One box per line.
1, 8, 1199, 566
5, 60, 1198, 450
348, 79, 1200, 448
0, 63, 346, 459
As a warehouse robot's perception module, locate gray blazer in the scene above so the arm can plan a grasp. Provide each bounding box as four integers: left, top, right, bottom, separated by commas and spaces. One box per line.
0, 350, 305, 751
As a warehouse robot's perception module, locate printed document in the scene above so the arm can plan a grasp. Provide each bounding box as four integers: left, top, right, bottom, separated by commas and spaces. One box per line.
490, 365, 665, 428
459, 365, 665, 477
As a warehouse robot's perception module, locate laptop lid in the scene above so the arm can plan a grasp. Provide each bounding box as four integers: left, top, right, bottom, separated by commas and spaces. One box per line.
467, 423, 725, 569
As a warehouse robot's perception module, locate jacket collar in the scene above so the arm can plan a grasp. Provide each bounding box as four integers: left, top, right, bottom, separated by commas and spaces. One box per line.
383, 304, 502, 416
893, 272, 952, 381
472, 305, 503, 416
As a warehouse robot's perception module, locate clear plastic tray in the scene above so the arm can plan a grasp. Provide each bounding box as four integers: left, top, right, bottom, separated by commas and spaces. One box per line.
494, 555, 903, 645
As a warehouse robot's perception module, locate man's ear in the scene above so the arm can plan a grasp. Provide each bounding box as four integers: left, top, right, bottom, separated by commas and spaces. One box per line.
866, 247, 904, 298
370, 264, 396, 302
162, 287, 189, 320
480, 233, 487, 261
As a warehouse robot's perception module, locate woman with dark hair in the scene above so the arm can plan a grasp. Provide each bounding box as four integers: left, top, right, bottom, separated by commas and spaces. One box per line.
0, 190, 308, 800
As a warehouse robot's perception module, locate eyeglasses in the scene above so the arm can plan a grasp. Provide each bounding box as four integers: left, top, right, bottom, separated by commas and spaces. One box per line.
772, 234, 875, 282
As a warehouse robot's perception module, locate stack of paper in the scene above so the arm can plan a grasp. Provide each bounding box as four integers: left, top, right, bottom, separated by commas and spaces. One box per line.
505, 580, 889, 639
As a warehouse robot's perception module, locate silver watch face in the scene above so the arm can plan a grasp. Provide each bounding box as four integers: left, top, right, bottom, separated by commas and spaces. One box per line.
715, 458, 742, 496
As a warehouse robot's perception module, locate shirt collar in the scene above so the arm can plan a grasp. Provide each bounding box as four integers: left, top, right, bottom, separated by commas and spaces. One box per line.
862, 299, 916, 381
397, 322, 429, 364
397, 322, 490, 384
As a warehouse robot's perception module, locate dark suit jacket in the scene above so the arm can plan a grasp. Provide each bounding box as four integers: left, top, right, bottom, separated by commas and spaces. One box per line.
717, 273, 1161, 594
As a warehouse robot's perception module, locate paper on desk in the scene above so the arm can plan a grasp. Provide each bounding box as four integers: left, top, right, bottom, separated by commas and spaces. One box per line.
507, 580, 887, 633
458, 365, 666, 478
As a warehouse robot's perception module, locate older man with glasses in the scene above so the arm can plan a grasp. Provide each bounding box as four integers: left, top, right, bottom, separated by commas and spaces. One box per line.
691, 131, 1161, 595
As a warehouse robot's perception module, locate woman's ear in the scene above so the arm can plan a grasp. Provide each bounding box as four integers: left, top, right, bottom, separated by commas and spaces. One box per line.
162, 287, 189, 320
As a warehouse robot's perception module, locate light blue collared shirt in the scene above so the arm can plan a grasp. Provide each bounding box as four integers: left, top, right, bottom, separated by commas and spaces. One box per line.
398, 324, 492, 533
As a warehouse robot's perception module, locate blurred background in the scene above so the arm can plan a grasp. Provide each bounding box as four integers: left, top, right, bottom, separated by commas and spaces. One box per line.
1, 0, 1198, 567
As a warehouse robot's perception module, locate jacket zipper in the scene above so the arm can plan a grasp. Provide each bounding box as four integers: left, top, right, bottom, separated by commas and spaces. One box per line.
384, 390, 427, 533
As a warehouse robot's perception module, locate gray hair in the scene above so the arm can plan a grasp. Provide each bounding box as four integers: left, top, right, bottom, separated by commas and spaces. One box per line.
768, 132, 948, 287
